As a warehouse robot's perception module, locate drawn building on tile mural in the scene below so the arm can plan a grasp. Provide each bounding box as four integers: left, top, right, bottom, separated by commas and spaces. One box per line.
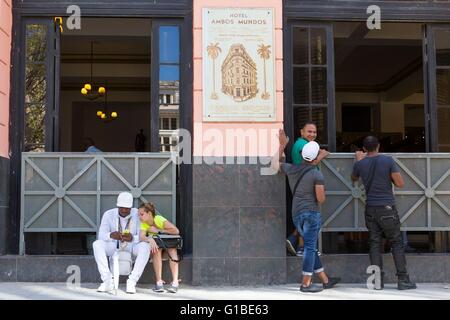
221, 44, 258, 102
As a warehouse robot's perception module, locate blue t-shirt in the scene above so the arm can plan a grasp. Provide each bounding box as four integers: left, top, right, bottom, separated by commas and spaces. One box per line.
352, 154, 400, 206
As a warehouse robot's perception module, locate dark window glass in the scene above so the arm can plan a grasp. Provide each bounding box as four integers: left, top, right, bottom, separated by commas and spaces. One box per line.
171, 118, 177, 129
291, 26, 330, 146
342, 105, 371, 132
293, 27, 308, 65
162, 118, 169, 130
435, 30, 450, 66
293, 67, 309, 104
436, 69, 450, 105
311, 67, 327, 104
435, 29, 450, 150
312, 107, 327, 145
293, 107, 310, 139
438, 107, 450, 146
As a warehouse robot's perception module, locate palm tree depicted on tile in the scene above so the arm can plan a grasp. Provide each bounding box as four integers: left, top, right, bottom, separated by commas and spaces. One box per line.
207, 42, 221, 100
257, 44, 271, 100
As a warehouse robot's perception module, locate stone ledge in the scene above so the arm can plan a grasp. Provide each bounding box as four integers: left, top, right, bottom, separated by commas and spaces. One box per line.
0, 255, 193, 284
1, 254, 449, 284
287, 254, 450, 283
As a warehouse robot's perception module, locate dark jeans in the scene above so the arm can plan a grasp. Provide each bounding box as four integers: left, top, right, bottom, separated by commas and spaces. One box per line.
365, 206, 408, 279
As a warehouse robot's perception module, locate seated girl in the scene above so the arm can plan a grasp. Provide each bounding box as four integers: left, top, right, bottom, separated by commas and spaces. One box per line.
138, 202, 180, 293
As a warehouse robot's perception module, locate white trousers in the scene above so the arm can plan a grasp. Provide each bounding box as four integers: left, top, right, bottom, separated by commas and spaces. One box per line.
93, 240, 150, 283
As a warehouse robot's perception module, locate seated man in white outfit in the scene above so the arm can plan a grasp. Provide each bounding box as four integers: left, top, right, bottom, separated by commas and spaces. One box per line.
93, 192, 150, 294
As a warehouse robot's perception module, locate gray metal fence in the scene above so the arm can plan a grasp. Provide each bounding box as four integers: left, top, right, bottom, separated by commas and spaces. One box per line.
20, 152, 450, 254
20, 152, 176, 254
321, 153, 450, 232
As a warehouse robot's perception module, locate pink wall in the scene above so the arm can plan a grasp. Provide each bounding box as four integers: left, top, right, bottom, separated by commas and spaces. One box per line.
0, 0, 11, 159
193, 0, 283, 157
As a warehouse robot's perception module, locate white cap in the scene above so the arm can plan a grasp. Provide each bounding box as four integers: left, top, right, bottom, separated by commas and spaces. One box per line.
302, 141, 320, 162
116, 192, 134, 208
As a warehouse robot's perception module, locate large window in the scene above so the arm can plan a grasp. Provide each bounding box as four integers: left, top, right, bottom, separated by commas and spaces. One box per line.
334, 22, 426, 152
23, 19, 59, 152
433, 29, 450, 151
21, 18, 186, 255
291, 25, 335, 148
24, 24, 48, 152
157, 25, 180, 152
59, 18, 152, 152
287, 22, 449, 254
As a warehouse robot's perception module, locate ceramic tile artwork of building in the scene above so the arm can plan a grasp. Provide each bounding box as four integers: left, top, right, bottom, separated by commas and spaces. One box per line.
221, 44, 258, 102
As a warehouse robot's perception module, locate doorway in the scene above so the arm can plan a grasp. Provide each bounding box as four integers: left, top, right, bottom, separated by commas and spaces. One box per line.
60, 18, 152, 152
20, 17, 186, 254
287, 21, 448, 255
23, 18, 182, 155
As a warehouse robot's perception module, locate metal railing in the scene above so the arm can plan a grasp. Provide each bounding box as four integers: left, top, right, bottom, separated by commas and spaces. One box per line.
321, 153, 450, 232
20, 152, 450, 253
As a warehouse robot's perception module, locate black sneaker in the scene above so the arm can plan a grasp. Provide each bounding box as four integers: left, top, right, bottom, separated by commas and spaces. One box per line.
323, 277, 341, 289
398, 276, 417, 290
286, 239, 297, 256
300, 284, 324, 293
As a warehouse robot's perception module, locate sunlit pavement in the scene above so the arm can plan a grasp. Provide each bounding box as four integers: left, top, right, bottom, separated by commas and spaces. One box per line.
0, 283, 448, 300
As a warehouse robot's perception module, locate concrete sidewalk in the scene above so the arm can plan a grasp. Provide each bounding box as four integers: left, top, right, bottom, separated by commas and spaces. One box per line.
0, 283, 448, 300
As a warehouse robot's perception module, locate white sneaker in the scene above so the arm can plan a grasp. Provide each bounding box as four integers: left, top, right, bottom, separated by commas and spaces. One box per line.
97, 279, 113, 293
126, 279, 136, 294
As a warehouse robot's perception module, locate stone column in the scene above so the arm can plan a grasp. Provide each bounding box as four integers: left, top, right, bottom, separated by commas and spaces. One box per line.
191, 0, 285, 285
0, 0, 12, 255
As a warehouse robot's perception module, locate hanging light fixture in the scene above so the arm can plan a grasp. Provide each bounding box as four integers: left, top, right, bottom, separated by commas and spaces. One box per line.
81, 41, 106, 100
96, 83, 118, 122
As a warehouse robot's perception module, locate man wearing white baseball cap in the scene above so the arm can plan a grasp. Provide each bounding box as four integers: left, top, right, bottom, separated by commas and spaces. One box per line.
275, 129, 340, 293
93, 192, 150, 294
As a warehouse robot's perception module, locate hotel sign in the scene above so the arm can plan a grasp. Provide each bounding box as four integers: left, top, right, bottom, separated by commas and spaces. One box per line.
202, 8, 276, 122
